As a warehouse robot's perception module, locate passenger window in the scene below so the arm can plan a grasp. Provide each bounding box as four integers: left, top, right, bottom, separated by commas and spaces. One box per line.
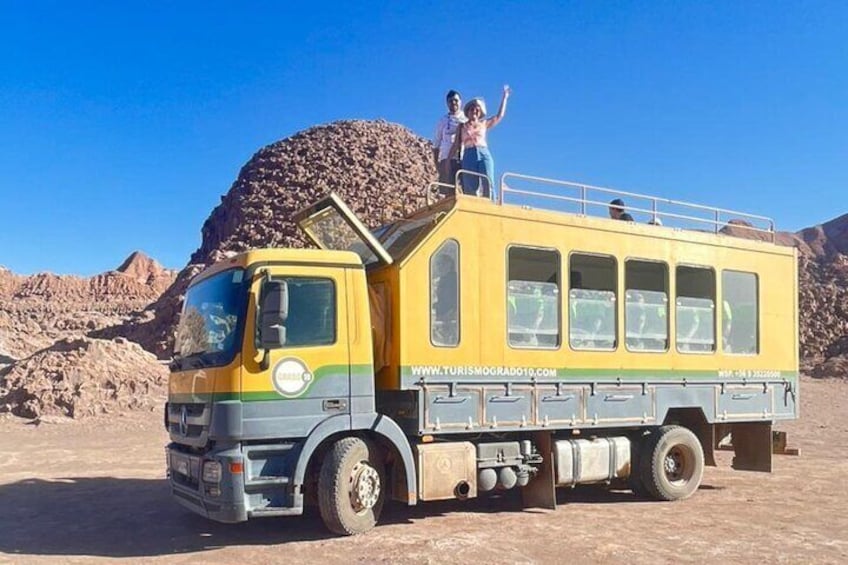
280, 277, 336, 346
507, 246, 560, 349
569, 254, 616, 350
676, 266, 715, 353
625, 260, 669, 352
430, 240, 459, 347
722, 271, 758, 355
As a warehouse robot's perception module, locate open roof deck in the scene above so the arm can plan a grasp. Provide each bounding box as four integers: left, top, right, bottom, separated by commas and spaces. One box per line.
428, 171, 776, 242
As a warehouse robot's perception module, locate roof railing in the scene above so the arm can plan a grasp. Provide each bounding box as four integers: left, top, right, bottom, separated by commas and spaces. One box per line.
498, 172, 776, 242
426, 171, 496, 205
425, 170, 775, 242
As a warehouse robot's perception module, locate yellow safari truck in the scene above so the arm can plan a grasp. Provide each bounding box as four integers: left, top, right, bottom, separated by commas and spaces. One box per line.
165, 173, 798, 535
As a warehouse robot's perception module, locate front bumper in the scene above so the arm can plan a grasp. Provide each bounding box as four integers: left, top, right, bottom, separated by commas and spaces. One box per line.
166, 440, 303, 523
167, 444, 248, 523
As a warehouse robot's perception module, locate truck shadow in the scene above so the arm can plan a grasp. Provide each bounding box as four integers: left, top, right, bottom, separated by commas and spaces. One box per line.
0, 477, 720, 558
0, 477, 335, 558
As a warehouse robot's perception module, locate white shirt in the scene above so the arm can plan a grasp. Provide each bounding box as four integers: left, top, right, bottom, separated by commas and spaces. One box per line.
433, 112, 467, 162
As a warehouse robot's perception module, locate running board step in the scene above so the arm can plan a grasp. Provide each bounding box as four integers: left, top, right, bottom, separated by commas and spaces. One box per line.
249, 506, 302, 517
245, 476, 291, 489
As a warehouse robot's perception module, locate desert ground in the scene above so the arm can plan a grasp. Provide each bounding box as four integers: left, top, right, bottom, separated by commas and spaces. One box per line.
1, 376, 845, 565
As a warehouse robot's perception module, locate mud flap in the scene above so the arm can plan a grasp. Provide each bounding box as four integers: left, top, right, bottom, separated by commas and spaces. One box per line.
731, 422, 773, 472
691, 420, 717, 467
521, 431, 556, 510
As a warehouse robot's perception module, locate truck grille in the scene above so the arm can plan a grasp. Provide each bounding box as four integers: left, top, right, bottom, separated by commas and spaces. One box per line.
168, 402, 211, 447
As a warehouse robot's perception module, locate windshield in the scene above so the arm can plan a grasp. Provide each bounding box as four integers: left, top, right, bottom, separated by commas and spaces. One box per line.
174, 269, 246, 362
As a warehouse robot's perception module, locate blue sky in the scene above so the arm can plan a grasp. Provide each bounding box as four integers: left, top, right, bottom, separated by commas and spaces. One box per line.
1, 1, 846, 275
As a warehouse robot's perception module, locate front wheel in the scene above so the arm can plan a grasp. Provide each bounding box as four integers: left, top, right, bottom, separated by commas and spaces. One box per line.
639, 425, 704, 501
318, 437, 385, 535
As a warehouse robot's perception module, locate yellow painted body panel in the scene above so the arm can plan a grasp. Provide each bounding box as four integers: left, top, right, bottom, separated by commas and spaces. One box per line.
172, 248, 368, 398
169, 360, 242, 400
374, 196, 797, 389
240, 264, 352, 395
192, 248, 363, 286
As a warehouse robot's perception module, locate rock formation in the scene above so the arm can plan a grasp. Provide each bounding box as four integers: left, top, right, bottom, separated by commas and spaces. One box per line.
0, 337, 167, 419
0, 252, 176, 417
794, 215, 848, 377
110, 119, 438, 357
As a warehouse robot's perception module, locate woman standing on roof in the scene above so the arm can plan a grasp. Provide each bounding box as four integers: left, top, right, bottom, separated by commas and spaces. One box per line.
450, 85, 511, 199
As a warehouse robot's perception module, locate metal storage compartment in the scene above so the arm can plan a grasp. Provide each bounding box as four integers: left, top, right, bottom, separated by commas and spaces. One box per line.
416, 442, 477, 501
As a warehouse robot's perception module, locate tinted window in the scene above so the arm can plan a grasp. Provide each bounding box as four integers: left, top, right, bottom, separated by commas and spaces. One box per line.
430, 240, 459, 346
281, 278, 336, 347
676, 266, 715, 353
722, 271, 758, 355
625, 260, 669, 352
570, 254, 616, 350
508, 247, 560, 349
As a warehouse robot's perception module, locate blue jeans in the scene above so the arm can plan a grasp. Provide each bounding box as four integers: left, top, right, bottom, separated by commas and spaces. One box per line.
461, 146, 494, 199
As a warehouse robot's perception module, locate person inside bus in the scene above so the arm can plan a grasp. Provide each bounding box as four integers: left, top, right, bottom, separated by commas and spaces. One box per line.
609, 198, 635, 222
433, 89, 467, 188
450, 85, 511, 199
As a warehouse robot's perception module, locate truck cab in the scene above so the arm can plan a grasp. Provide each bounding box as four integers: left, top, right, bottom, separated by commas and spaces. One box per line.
166, 194, 420, 534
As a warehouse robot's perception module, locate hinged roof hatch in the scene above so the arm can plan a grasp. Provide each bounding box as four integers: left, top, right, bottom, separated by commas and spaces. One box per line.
294, 192, 393, 267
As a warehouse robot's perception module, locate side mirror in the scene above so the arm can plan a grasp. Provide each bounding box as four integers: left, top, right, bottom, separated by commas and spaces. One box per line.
259, 280, 288, 349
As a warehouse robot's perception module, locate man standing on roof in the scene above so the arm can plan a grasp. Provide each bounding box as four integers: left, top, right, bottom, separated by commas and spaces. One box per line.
609, 198, 635, 222
433, 90, 467, 188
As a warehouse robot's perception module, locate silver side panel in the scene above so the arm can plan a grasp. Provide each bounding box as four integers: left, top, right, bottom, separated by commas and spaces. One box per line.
394, 378, 797, 436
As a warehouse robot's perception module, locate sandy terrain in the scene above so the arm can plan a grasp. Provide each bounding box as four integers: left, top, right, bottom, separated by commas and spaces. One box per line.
1, 376, 846, 565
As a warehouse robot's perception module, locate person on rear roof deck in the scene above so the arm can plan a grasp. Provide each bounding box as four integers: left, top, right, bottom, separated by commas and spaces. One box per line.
609, 198, 635, 222
450, 85, 511, 200
433, 90, 467, 189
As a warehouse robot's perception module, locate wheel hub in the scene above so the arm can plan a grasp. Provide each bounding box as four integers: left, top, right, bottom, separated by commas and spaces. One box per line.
664, 448, 685, 481
349, 462, 381, 513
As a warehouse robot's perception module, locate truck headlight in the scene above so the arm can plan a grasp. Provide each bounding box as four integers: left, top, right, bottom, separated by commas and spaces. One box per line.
202, 461, 222, 483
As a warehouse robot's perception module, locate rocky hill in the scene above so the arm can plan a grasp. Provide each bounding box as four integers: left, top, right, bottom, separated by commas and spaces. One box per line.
0, 252, 175, 417
104, 119, 438, 357
0, 251, 175, 360
0, 337, 167, 419
793, 215, 848, 378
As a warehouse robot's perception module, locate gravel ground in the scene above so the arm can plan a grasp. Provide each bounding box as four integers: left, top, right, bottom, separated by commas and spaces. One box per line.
0, 376, 846, 564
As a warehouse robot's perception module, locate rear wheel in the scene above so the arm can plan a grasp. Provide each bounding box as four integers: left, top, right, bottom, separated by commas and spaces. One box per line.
318, 437, 385, 535
639, 425, 704, 501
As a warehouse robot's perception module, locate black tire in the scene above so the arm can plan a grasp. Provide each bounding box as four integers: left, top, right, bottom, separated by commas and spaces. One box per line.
318, 437, 385, 535
639, 425, 704, 501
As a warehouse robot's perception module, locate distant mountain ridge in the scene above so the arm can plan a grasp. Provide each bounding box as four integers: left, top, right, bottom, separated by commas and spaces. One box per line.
0, 251, 176, 362
795, 213, 848, 258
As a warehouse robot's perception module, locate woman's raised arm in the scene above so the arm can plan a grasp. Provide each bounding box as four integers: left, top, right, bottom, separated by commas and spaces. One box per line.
487, 84, 511, 128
